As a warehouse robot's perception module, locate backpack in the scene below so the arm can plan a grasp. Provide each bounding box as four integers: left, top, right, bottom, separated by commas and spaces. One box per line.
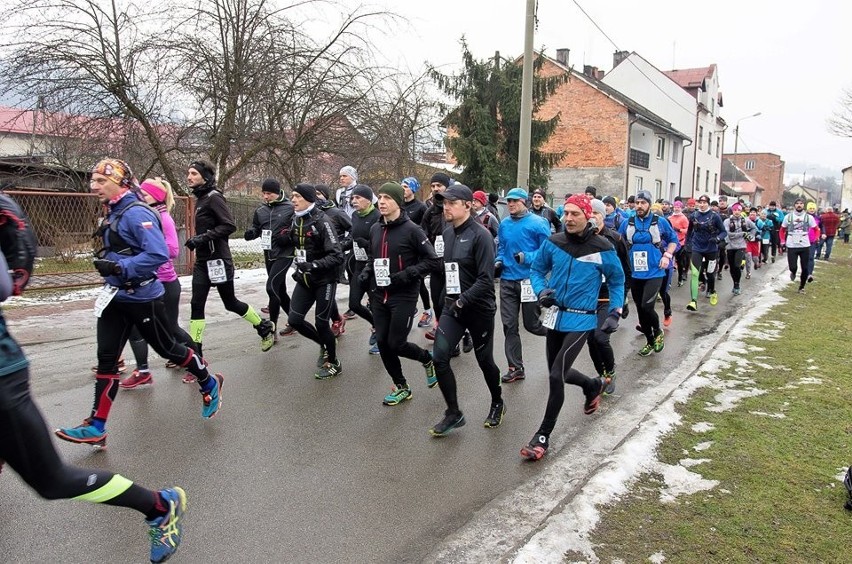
625, 214, 662, 249
98, 200, 162, 257
0, 193, 38, 296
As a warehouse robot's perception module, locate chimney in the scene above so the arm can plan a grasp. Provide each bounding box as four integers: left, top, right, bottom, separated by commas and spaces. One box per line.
612, 50, 629, 69
583, 65, 600, 79
583, 64, 593, 77
556, 48, 570, 66
595, 69, 605, 80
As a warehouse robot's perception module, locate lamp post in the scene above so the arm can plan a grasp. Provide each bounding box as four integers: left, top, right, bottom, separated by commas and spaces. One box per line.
733, 112, 762, 154
802, 168, 811, 186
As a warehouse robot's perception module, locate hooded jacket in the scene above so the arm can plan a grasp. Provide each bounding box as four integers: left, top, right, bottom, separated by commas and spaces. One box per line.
247, 194, 294, 260
495, 210, 551, 281
191, 184, 236, 262
283, 206, 344, 287
441, 216, 496, 314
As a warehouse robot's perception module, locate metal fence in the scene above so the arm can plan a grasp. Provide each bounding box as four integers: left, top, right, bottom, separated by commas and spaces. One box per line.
8, 190, 265, 290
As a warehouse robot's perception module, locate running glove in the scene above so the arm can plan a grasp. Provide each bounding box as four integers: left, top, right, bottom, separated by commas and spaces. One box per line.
93, 259, 120, 276
296, 261, 315, 273
600, 312, 620, 334
443, 296, 463, 318
538, 289, 557, 308
185, 235, 206, 250
494, 261, 504, 278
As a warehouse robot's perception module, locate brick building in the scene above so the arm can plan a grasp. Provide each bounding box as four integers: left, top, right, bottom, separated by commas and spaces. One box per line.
533, 51, 690, 200
723, 152, 785, 205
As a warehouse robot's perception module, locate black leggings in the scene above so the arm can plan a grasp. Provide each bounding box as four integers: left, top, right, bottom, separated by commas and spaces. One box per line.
658, 269, 672, 317
0, 368, 162, 519
433, 310, 501, 413
190, 261, 249, 319
787, 247, 810, 290
726, 248, 745, 286
94, 299, 212, 422
372, 297, 430, 387
537, 330, 595, 437
419, 279, 431, 310
288, 282, 337, 362
430, 272, 445, 321
266, 258, 292, 328
676, 247, 690, 282
690, 250, 719, 299
128, 279, 195, 370
348, 262, 373, 325
630, 277, 663, 345
587, 302, 614, 376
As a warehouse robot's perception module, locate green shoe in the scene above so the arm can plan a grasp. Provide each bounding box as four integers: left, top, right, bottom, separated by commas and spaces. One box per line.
653, 331, 665, 353
709, 292, 718, 306
316, 346, 328, 367
383, 385, 412, 406
423, 354, 438, 388
315, 359, 342, 380
639, 343, 653, 357
686, 300, 697, 312
257, 320, 275, 352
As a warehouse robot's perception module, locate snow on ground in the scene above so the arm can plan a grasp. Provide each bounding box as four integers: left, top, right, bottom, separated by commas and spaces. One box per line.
691, 422, 715, 433
510, 264, 792, 563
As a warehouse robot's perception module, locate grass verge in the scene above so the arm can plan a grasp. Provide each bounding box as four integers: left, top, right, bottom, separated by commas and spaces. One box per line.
589, 256, 852, 563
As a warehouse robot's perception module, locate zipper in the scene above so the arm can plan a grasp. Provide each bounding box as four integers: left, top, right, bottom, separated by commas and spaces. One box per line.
381, 225, 389, 303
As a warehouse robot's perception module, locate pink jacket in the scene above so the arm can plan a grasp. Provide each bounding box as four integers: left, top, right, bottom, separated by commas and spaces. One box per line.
156, 205, 179, 282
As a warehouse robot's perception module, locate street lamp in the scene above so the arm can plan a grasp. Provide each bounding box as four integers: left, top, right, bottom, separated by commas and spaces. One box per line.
733, 112, 762, 154
802, 168, 811, 186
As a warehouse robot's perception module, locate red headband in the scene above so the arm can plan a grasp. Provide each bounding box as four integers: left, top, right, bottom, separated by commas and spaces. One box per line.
565, 194, 593, 219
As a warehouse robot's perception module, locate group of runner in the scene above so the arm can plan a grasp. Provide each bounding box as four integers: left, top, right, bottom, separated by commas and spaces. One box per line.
0, 158, 835, 562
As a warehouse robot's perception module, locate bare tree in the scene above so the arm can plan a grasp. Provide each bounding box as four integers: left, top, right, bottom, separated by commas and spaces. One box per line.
828, 85, 852, 138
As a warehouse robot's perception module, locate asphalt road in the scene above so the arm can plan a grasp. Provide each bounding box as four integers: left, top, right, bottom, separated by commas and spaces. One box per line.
0, 264, 777, 563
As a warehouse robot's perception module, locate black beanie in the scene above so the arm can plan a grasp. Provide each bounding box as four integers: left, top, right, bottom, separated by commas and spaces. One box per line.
602, 196, 617, 208
352, 184, 374, 201
188, 160, 216, 186
430, 173, 451, 188
378, 182, 405, 208
488, 192, 499, 204
292, 183, 316, 203
261, 178, 281, 194
585, 185, 597, 197
314, 184, 331, 201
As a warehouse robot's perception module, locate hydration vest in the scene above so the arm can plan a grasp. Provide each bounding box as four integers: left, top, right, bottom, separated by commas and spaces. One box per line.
625, 214, 662, 249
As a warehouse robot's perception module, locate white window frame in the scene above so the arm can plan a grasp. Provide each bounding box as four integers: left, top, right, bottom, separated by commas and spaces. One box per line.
635, 176, 644, 190
656, 136, 665, 160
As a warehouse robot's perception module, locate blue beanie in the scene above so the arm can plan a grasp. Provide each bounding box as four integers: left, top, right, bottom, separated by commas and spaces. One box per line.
506, 187, 529, 201
401, 177, 420, 193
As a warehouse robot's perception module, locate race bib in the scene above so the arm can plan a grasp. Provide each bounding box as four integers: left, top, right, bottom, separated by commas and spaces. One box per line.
207, 259, 227, 284
434, 235, 445, 258
788, 232, 808, 247
541, 305, 559, 330
353, 242, 368, 261
374, 258, 390, 287
445, 261, 461, 294
520, 279, 536, 303
294, 248, 307, 264
707, 259, 717, 274
632, 250, 649, 272
260, 229, 272, 250
93, 284, 118, 318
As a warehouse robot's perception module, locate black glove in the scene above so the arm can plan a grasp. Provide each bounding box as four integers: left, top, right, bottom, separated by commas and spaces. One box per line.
538, 288, 557, 308
443, 296, 463, 318
513, 251, 524, 264
93, 259, 120, 277
354, 237, 370, 249
600, 312, 620, 334
185, 235, 206, 250
390, 269, 412, 286
296, 261, 314, 273
357, 268, 371, 286
621, 299, 630, 319
244, 228, 258, 240
292, 270, 311, 285
494, 261, 504, 278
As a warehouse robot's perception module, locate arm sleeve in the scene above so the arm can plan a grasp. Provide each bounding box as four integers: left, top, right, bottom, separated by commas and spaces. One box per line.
496, 221, 506, 264
523, 218, 553, 266
530, 240, 553, 295
715, 215, 728, 240
408, 226, 440, 278
601, 250, 626, 314
161, 212, 180, 261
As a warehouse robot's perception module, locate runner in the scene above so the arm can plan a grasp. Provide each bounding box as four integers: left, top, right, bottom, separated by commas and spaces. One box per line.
668, 200, 690, 287
685, 194, 727, 312
184, 160, 275, 354
358, 182, 440, 404
315, 183, 352, 335
401, 177, 433, 328
529, 188, 562, 233
723, 203, 757, 295
618, 190, 678, 356
0, 191, 187, 563
56, 158, 224, 449
244, 178, 295, 343
765, 200, 785, 262
472, 190, 499, 238
428, 185, 504, 436
347, 184, 381, 354
780, 198, 818, 294
494, 187, 550, 384
520, 194, 624, 461
420, 173, 450, 341
283, 184, 345, 378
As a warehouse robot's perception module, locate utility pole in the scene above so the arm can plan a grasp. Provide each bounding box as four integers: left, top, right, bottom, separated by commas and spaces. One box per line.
516, 0, 535, 189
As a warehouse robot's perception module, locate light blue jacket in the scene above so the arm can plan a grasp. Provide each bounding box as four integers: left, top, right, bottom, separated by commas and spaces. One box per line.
496, 210, 551, 281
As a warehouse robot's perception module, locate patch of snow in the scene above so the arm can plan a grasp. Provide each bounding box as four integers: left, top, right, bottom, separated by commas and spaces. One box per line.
754, 362, 775, 370
835, 468, 849, 483
749, 411, 786, 419
798, 377, 823, 385
691, 422, 715, 433
705, 387, 766, 413
679, 458, 711, 468
807, 365, 820, 371
649, 552, 666, 563
693, 442, 713, 452
656, 462, 720, 504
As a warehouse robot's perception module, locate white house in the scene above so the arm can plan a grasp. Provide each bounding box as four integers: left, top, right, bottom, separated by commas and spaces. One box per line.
602, 52, 725, 201
842, 165, 852, 212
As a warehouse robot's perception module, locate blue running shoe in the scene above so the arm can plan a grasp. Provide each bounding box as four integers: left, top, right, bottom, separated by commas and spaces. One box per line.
369, 330, 378, 346
368, 343, 380, 355
201, 374, 224, 419
55, 419, 107, 448
147, 487, 187, 563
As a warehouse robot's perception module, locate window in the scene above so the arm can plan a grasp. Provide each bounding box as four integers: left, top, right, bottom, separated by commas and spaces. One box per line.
714, 173, 718, 192
745, 159, 756, 170
672, 143, 679, 163
635, 176, 643, 190
711, 97, 715, 116
707, 131, 712, 154
629, 148, 650, 169
656, 137, 665, 160
705, 170, 710, 191
655, 179, 662, 197
696, 167, 701, 191
670, 182, 676, 199
698, 126, 704, 150
716, 136, 721, 157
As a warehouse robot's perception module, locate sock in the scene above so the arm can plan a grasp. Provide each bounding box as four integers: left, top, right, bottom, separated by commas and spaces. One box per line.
243, 306, 262, 326
90, 417, 106, 432
189, 319, 206, 344
200, 375, 216, 393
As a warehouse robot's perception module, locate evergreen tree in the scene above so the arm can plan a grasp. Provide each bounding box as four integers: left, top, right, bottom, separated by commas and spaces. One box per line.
429, 41, 566, 192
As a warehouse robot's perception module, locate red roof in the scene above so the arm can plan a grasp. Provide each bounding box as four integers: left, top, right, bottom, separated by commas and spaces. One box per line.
663, 65, 716, 89
0, 107, 38, 135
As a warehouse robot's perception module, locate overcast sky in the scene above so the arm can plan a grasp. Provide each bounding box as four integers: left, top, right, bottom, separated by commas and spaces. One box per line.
370, 0, 852, 177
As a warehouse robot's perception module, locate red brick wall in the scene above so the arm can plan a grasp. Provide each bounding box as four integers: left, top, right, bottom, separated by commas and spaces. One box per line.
724, 153, 785, 204
537, 59, 628, 168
